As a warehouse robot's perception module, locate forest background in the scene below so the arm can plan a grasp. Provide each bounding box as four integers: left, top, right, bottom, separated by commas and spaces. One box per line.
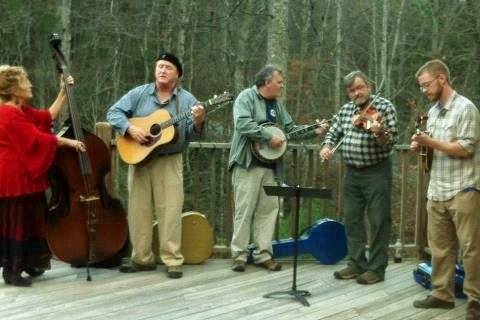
2, 0, 480, 243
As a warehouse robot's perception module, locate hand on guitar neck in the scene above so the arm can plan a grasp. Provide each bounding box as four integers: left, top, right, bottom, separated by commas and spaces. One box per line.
410, 131, 431, 152
411, 130, 433, 174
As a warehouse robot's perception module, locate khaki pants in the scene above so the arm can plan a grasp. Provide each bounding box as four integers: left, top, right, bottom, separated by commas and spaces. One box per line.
428, 190, 480, 302
230, 166, 279, 264
127, 153, 184, 267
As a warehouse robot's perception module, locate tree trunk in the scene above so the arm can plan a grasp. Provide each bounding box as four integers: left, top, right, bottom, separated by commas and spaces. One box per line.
267, 0, 289, 103
311, 0, 332, 114
334, 0, 342, 111
380, 0, 388, 96
369, 0, 378, 86
232, 0, 255, 94
387, 0, 406, 98
293, 0, 312, 119
57, 0, 72, 127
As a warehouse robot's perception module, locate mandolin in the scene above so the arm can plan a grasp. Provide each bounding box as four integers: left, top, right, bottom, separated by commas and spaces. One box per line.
415, 114, 433, 174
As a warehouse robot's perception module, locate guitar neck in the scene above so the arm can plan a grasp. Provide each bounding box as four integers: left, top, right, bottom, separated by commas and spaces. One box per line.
161, 110, 192, 129
160, 99, 215, 130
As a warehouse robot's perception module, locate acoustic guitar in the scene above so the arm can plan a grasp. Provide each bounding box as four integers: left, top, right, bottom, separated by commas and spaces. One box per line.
251, 120, 328, 163
117, 92, 233, 164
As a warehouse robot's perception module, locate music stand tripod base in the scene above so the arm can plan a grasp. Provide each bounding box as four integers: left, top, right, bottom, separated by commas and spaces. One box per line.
263, 289, 312, 306
262, 184, 332, 307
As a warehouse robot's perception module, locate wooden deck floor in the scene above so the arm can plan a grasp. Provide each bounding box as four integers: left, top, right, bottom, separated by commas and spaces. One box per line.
0, 259, 467, 320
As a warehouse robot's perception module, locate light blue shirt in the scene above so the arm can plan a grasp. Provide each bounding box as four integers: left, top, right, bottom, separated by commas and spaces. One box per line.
107, 83, 200, 155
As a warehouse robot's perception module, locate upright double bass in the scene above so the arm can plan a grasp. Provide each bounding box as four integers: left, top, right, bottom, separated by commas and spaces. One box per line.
47, 34, 128, 278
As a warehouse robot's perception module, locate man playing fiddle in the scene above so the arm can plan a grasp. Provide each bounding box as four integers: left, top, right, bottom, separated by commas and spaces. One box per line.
320, 70, 398, 284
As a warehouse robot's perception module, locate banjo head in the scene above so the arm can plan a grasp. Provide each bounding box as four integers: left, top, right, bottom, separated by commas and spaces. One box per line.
251, 123, 287, 162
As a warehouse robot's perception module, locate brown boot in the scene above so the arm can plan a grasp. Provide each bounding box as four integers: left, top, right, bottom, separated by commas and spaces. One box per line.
256, 259, 281, 271
333, 266, 363, 280
413, 295, 454, 309
466, 300, 480, 320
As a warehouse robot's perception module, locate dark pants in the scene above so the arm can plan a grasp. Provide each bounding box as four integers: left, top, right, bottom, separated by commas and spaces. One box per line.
343, 158, 392, 277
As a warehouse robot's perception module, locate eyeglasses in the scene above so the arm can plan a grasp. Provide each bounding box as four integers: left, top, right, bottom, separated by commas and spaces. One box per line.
419, 78, 437, 91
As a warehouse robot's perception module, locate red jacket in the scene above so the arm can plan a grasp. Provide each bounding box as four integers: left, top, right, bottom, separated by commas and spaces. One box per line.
0, 104, 57, 197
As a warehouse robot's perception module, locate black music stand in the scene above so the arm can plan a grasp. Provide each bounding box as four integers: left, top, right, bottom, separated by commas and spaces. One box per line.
263, 184, 332, 307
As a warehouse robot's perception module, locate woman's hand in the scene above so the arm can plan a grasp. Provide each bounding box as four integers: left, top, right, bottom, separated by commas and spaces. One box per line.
60, 75, 74, 91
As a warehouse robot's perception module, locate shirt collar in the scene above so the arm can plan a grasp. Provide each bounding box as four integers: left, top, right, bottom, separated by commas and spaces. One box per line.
435, 90, 456, 112
149, 83, 179, 98
253, 85, 277, 102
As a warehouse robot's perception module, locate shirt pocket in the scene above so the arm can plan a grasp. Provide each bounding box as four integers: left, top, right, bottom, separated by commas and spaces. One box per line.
436, 120, 457, 142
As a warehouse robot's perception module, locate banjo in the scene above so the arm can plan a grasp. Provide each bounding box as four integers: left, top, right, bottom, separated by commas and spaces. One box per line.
251, 120, 327, 163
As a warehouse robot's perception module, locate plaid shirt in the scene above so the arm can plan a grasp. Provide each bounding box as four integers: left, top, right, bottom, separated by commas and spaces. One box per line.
322, 96, 398, 168
427, 92, 480, 201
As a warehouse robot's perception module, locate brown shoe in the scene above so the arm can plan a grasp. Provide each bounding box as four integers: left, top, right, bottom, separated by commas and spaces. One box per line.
231, 260, 246, 272
356, 271, 384, 285
333, 266, 362, 280
257, 259, 281, 271
119, 261, 156, 273
466, 300, 480, 320
166, 266, 183, 279
413, 295, 454, 309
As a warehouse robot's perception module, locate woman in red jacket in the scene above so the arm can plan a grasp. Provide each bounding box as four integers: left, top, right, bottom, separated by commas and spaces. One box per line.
0, 65, 85, 287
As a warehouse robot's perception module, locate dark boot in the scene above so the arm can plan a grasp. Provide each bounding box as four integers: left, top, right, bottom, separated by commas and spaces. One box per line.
24, 268, 45, 277
3, 269, 32, 287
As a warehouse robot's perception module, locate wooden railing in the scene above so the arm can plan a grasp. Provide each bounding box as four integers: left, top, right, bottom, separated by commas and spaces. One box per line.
95, 122, 430, 260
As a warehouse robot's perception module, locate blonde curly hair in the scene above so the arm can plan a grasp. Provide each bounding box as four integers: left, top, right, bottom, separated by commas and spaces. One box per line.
0, 65, 29, 103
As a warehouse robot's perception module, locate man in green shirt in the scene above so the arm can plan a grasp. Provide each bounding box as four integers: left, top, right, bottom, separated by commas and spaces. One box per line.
228, 64, 327, 272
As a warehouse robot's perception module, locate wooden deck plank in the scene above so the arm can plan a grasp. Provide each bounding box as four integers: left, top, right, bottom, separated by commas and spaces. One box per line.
0, 259, 468, 320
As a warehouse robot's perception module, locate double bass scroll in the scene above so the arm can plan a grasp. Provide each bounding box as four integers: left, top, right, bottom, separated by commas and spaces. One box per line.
47, 33, 128, 277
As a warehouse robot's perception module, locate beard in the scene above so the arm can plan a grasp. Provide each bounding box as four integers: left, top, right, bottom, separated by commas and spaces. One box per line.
426, 89, 441, 102
353, 95, 369, 107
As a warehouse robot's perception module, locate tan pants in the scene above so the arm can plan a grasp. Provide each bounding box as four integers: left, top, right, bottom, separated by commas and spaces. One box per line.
127, 153, 184, 267
428, 190, 480, 302
230, 166, 279, 264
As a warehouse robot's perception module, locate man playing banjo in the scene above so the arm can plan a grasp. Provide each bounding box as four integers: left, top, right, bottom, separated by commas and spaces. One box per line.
228, 64, 328, 272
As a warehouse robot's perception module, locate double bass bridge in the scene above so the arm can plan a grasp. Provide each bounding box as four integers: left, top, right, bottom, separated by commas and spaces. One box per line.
79, 195, 101, 203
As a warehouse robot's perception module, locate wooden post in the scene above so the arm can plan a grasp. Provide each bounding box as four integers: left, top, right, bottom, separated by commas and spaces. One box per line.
95, 122, 116, 197
414, 155, 429, 260
306, 149, 314, 226
398, 148, 408, 244
209, 148, 217, 235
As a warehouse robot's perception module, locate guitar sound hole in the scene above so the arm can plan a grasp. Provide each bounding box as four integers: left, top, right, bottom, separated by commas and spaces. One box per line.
150, 124, 161, 137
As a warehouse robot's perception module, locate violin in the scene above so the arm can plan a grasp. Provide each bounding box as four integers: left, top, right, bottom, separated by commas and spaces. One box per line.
352, 102, 383, 131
